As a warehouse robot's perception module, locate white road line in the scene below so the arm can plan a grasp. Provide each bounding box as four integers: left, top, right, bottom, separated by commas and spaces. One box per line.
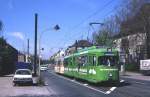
120, 79, 125, 83
105, 90, 111, 94
83, 84, 88, 86
106, 79, 125, 94
110, 87, 116, 91
45, 83, 49, 86
50, 72, 108, 95
134, 81, 145, 85
71, 79, 75, 82
106, 87, 116, 94
120, 77, 146, 85
105, 79, 125, 94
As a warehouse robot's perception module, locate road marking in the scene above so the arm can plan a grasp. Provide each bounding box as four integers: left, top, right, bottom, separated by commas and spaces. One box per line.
120, 79, 125, 83
49, 72, 108, 95
71, 79, 75, 82
83, 84, 88, 86
120, 78, 145, 85
45, 83, 49, 86
106, 87, 116, 94
134, 81, 145, 85
110, 87, 116, 91
105, 90, 111, 94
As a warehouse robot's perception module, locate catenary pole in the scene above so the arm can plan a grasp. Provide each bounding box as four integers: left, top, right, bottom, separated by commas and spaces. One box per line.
34, 13, 38, 76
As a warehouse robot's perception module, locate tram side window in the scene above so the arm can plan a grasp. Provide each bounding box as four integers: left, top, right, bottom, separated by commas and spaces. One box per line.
64, 59, 68, 67
93, 56, 96, 66
76, 56, 88, 67
82, 56, 88, 66
88, 56, 95, 66
58, 60, 61, 65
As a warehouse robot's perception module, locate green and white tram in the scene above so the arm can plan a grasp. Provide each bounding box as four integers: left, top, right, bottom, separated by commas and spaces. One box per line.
63, 46, 119, 83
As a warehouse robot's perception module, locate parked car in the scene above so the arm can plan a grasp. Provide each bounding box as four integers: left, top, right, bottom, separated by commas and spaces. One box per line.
13, 69, 33, 86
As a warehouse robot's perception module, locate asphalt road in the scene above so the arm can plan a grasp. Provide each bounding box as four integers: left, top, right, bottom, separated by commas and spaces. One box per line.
41, 70, 150, 97
3, 70, 149, 97
114, 77, 150, 97
43, 71, 108, 97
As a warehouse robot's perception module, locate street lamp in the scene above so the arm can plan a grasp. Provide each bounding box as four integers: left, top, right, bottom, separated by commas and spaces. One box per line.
89, 22, 104, 26
88, 22, 104, 45
38, 24, 60, 76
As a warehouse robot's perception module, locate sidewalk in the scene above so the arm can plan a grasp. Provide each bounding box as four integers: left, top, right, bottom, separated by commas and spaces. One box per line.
120, 71, 150, 81
33, 76, 39, 84
0, 74, 51, 97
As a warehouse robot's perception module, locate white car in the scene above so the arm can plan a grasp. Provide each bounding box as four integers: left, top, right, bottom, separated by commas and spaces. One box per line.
13, 69, 33, 86
40, 65, 48, 71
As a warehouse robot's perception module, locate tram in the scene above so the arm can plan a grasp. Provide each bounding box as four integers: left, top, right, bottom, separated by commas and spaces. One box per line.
54, 59, 65, 74
62, 46, 119, 83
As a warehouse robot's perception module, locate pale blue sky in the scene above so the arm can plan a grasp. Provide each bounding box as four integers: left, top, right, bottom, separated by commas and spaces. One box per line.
0, 0, 121, 59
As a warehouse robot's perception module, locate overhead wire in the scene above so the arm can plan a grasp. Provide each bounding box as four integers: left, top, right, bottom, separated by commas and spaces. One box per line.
51, 0, 117, 53
59, 0, 115, 48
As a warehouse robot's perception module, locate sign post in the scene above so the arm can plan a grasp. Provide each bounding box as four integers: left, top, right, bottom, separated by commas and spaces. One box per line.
120, 51, 126, 75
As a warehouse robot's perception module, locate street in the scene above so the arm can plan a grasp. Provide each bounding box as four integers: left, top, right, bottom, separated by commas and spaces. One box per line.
0, 70, 150, 97
1, 0, 150, 97
42, 70, 150, 97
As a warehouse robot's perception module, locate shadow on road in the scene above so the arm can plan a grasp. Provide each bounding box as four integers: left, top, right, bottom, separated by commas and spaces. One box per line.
0, 74, 14, 77
14, 83, 38, 87
117, 81, 131, 87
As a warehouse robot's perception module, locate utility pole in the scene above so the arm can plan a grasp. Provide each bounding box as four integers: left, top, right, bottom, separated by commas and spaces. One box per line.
75, 40, 78, 52
34, 13, 38, 76
27, 39, 29, 62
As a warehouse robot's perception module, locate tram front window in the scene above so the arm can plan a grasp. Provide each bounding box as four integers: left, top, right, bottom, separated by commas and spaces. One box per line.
98, 56, 117, 66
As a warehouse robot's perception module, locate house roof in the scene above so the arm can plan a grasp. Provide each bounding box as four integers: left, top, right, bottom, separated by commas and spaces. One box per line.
69, 40, 93, 48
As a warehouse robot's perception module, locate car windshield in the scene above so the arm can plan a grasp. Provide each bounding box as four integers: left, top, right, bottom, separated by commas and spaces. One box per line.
16, 70, 31, 75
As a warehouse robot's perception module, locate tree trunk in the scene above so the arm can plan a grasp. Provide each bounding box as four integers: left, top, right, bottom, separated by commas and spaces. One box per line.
146, 21, 150, 58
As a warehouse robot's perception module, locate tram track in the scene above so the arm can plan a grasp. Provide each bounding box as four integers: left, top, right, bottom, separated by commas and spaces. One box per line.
45, 70, 150, 97
47, 70, 119, 95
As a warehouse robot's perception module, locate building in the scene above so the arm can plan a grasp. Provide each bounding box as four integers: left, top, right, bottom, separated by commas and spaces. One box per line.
18, 51, 32, 63
65, 40, 93, 56
18, 52, 26, 62
113, 33, 147, 70
51, 50, 65, 64
0, 38, 18, 75
51, 40, 93, 65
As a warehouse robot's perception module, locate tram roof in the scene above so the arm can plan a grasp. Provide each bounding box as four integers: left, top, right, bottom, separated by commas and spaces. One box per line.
64, 46, 118, 59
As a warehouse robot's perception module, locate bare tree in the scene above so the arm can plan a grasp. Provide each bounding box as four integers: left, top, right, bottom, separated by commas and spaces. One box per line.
139, 3, 150, 58
120, 0, 150, 58
92, 17, 116, 46
115, 0, 149, 35
92, 0, 150, 55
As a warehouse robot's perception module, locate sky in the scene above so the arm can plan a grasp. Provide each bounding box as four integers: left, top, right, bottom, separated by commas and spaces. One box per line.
0, 0, 121, 59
